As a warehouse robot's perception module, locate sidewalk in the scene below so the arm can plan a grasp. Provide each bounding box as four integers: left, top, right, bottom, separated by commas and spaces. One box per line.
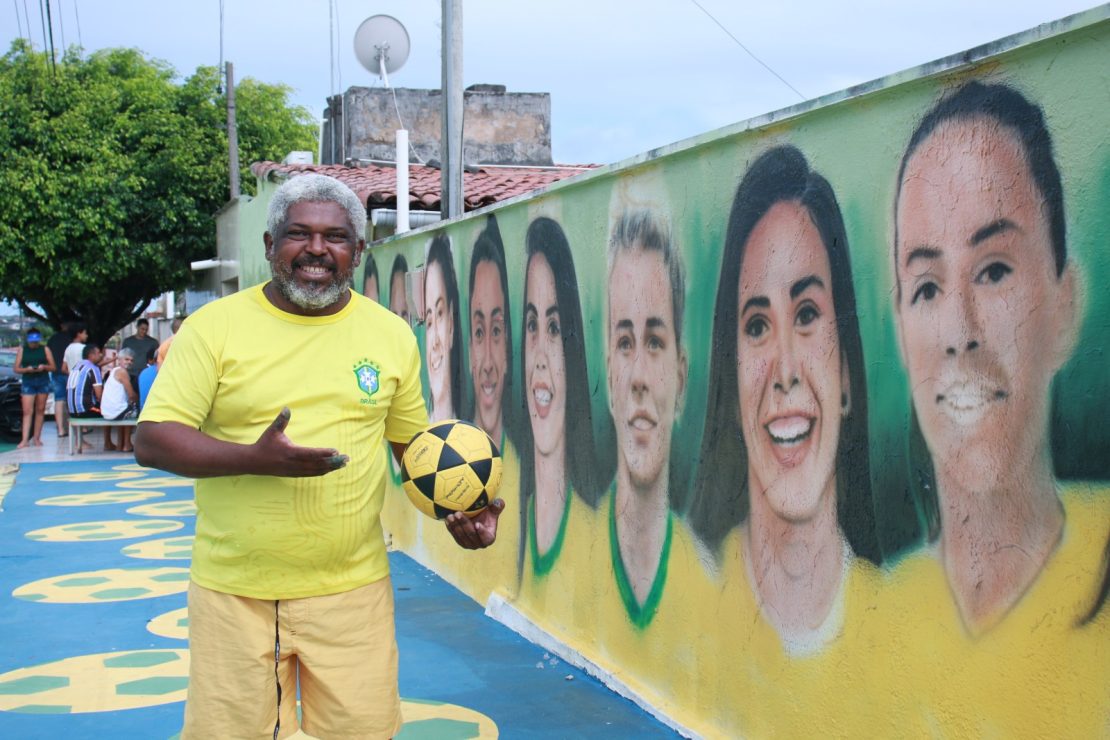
0, 427, 680, 738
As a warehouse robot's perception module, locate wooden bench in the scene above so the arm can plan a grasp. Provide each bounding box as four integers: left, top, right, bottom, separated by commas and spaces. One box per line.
69, 418, 139, 455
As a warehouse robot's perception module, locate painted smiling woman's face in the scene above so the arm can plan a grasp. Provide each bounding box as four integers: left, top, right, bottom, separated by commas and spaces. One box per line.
737, 200, 846, 523
524, 253, 566, 460
424, 260, 454, 419
470, 259, 507, 441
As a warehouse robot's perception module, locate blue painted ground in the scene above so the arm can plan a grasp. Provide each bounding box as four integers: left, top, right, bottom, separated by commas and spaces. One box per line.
0, 459, 679, 738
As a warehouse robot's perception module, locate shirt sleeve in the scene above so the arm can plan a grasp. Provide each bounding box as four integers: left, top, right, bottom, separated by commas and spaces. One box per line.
384, 333, 430, 444
138, 319, 219, 428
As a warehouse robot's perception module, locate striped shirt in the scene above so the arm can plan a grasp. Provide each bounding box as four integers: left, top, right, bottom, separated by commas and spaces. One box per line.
66, 360, 103, 415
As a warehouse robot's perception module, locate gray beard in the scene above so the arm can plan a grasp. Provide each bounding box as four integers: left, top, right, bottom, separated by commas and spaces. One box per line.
271, 263, 351, 311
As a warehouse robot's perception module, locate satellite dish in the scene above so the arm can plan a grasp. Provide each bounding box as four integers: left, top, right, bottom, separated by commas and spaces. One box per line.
354, 14, 410, 85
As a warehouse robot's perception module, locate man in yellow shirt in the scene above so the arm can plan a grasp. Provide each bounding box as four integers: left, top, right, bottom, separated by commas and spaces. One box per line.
135, 174, 503, 739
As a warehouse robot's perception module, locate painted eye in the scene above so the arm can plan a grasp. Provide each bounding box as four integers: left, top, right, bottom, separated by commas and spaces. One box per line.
491, 323, 503, 339
616, 335, 633, 352
744, 316, 769, 339
547, 318, 561, 338
975, 262, 1013, 285
474, 325, 485, 342
526, 314, 538, 335
796, 303, 820, 327
911, 282, 939, 305
647, 335, 665, 351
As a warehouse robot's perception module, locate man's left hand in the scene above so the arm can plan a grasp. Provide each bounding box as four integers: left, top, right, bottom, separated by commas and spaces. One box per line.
445, 499, 505, 549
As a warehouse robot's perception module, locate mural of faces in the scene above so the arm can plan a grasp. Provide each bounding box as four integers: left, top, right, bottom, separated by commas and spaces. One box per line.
896, 115, 1074, 494
738, 201, 844, 522
363, 267, 379, 303
607, 244, 686, 494
426, 248, 457, 421
470, 259, 508, 443
388, 256, 410, 321
524, 252, 566, 461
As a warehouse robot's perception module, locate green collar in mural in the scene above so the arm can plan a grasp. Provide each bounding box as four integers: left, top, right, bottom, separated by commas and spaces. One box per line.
528, 482, 571, 578
609, 485, 672, 629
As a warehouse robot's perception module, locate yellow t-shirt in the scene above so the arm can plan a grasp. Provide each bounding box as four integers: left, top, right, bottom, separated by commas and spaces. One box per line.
140, 284, 429, 599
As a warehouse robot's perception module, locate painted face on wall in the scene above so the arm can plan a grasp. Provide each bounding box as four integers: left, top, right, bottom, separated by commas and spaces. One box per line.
424, 260, 454, 418
265, 201, 362, 314
737, 201, 845, 522
363, 272, 379, 303
607, 246, 685, 491
470, 260, 507, 441
524, 253, 566, 459
390, 269, 409, 323
895, 116, 1074, 492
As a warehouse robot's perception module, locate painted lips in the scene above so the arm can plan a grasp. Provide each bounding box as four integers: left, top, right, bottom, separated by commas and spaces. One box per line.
935, 382, 1007, 425
764, 415, 815, 467
533, 387, 553, 418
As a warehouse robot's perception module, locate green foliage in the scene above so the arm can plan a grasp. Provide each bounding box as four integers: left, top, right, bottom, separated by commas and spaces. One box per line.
0, 40, 318, 343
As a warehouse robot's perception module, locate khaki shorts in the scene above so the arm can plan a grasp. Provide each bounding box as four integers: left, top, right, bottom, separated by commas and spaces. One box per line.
183, 578, 402, 740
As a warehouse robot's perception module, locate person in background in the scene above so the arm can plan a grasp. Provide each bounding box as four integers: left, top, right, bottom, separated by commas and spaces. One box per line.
66, 343, 105, 453
138, 348, 159, 410
157, 316, 184, 367
14, 327, 56, 448
101, 347, 139, 452
47, 321, 75, 438
62, 324, 88, 381
123, 318, 160, 391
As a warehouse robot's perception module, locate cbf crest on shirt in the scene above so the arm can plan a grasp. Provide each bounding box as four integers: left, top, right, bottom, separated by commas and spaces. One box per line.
354, 358, 382, 404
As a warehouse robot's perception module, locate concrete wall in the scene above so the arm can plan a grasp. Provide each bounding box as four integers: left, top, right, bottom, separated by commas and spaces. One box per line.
367, 10, 1110, 737
322, 85, 553, 166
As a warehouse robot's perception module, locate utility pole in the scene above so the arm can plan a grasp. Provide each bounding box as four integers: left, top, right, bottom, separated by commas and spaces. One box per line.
441, 0, 463, 219
227, 61, 241, 200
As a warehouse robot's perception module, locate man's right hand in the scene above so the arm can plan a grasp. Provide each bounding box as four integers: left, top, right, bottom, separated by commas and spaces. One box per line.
253, 407, 348, 477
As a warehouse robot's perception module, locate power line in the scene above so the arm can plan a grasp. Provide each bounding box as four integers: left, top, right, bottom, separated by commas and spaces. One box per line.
57, 0, 65, 52
72, 0, 80, 47
13, 0, 25, 42
687, 0, 805, 100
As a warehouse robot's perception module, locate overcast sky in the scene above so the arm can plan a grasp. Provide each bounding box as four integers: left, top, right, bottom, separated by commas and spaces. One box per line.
1, 1, 1098, 165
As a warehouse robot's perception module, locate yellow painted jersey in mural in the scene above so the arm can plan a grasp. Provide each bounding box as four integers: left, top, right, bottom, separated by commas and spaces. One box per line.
875, 485, 1110, 738
140, 284, 429, 600
516, 484, 603, 638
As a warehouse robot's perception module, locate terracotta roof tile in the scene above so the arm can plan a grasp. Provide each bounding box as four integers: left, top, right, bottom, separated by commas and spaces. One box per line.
249, 161, 597, 213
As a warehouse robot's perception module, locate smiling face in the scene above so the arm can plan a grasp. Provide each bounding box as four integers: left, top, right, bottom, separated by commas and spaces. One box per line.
390, 270, 409, 323
424, 260, 454, 417
524, 254, 567, 459
264, 200, 363, 316
470, 260, 507, 441
895, 117, 1074, 492
607, 246, 686, 492
737, 201, 845, 523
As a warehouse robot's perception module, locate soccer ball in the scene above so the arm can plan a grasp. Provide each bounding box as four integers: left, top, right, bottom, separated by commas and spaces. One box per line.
401, 419, 502, 519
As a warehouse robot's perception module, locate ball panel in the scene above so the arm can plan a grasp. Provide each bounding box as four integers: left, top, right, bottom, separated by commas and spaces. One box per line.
444, 422, 496, 462
485, 456, 502, 497
426, 420, 456, 441
469, 458, 493, 486
402, 480, 437, 519
433, 464, 485, 512
401, 433, 444, 480
436, 442, 468, 473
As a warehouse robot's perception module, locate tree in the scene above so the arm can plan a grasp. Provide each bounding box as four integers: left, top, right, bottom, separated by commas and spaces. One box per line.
0, 41, 317, 344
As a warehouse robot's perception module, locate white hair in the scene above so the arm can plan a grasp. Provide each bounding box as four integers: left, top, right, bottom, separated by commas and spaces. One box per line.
266, 174, 367, 238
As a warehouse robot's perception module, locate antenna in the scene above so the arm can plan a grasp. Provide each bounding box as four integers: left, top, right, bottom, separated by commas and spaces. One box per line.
353, 14, 410, 88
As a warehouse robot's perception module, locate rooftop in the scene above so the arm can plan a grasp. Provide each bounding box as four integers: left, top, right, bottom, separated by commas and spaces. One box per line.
249, 160, 598, 213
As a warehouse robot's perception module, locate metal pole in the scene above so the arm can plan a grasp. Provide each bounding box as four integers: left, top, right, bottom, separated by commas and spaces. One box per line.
396, 129, 410, 233
226, 61, 240, 199
441, 0, 463, 219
